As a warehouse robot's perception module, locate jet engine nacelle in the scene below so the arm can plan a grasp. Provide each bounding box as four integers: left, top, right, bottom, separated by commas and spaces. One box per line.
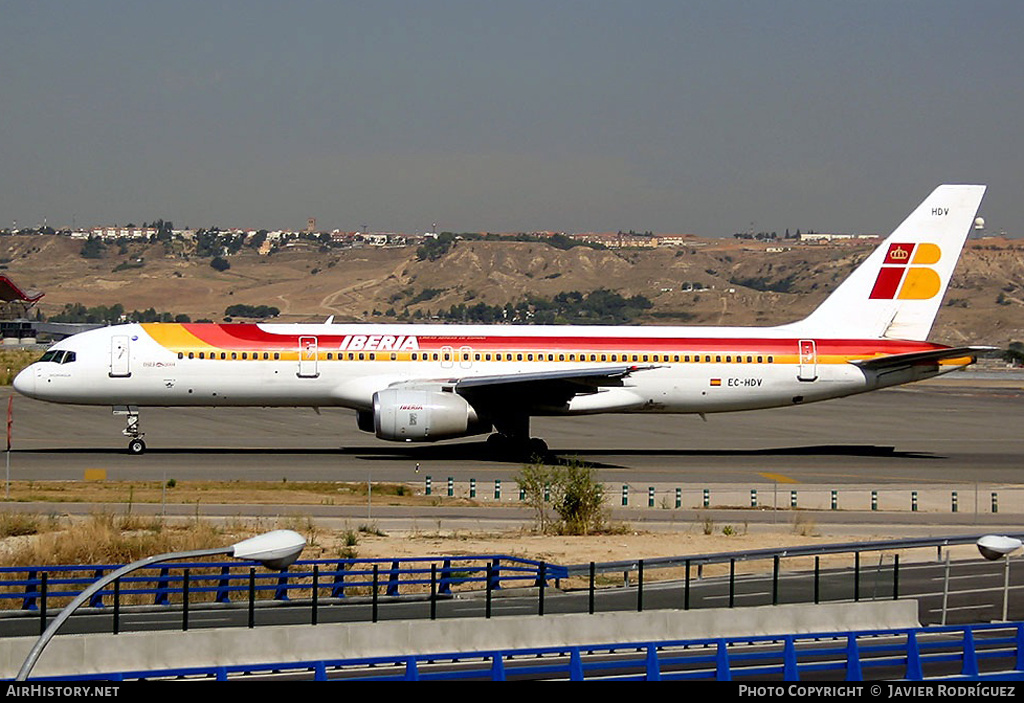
370, 388, 491, 441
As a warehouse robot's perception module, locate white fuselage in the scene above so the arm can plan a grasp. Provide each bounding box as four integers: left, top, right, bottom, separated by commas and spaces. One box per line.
13, 321, 959, 416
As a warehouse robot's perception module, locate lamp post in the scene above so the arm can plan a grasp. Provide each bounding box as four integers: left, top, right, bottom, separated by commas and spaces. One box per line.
16, 529, 306, 681
976, 535, 1023, 622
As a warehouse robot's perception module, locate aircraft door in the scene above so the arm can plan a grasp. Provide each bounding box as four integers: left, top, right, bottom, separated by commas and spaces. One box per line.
440, 345, 454, 369
798, 339, 818, 382
459, 346, 473, 369
298, 336, 319, 378
110, 335, 131, 378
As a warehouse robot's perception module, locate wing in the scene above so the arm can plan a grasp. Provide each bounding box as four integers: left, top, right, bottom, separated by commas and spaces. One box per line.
391, 365, 655, 414
457, 364, 655, 414
849, 346, 994, 372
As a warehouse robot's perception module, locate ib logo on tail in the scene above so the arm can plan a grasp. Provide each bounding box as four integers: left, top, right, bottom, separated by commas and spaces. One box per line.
868, 242, 943, 300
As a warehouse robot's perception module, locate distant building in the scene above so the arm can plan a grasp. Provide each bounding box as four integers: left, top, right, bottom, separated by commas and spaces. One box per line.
799, 233, 879, 243
570, 232, 657, 248
655, 235, 699, 247
91, 226, 158, 240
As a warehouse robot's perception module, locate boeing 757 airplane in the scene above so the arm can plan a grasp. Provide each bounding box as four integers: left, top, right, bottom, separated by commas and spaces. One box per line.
14, 185, 988, 456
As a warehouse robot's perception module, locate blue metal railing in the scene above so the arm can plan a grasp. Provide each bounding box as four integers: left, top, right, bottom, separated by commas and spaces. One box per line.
27, 622, 1024, 681
0, 555, 565, 613
0, 533, 1017, 627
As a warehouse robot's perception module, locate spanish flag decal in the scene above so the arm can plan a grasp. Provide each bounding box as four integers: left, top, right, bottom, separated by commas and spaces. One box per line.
710, 378, 722, 387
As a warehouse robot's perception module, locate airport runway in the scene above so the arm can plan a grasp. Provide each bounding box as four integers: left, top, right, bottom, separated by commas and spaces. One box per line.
4, 378, 1023, 488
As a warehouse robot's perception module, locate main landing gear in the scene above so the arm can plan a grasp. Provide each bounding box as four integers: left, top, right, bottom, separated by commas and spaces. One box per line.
485, 433, 549, 460
486, 414, 549, 461
114, 406, 146, 455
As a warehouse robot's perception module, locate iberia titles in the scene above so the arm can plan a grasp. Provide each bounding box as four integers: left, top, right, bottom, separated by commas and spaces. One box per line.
337, 335, 420, 351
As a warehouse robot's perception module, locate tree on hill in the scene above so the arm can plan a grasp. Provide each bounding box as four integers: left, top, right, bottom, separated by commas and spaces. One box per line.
80, 236, 107, 259
224, 304, 280, 319
415, 233, 456, 261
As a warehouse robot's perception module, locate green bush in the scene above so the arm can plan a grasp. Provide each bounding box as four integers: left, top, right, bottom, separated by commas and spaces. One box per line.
516, 459, 606, 535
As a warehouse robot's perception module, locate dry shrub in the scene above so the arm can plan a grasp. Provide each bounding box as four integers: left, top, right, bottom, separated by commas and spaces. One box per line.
0, 349, 42, 386
2, 513, 231, 567
0, 512, 43, 538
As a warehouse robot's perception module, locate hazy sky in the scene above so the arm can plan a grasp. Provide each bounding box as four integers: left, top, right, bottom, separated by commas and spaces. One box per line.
2, 1, 1022, 237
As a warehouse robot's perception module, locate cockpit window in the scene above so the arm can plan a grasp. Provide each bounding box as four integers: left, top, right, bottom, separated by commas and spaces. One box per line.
39, 350, 76, 364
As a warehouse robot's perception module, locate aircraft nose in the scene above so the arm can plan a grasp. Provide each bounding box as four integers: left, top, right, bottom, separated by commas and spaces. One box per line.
12, 367, 35, 398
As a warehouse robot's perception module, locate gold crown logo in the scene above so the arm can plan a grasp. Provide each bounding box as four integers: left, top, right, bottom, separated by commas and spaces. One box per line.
890, 247, 910, 260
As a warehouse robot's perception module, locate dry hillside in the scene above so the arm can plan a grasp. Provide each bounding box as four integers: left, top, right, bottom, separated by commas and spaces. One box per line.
2, 234, 1022, 348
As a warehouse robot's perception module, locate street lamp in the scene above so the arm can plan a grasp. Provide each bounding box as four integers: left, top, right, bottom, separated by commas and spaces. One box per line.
977, 535, 1023, 622
16, 529, 306, 681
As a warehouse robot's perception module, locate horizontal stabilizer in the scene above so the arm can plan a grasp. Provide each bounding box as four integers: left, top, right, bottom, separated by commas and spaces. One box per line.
849, 346, 995, 371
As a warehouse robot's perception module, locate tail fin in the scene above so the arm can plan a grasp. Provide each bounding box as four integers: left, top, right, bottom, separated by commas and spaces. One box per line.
786, 184, 986, 341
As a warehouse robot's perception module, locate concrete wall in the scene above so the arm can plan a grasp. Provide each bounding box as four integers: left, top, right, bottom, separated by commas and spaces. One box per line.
0, 600, 918, 679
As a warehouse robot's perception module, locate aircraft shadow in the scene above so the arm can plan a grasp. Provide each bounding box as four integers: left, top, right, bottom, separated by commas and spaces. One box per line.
18, 443, 943, 467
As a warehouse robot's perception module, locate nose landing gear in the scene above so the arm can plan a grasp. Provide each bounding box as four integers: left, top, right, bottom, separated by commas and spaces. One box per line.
114, 405, 146, 455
